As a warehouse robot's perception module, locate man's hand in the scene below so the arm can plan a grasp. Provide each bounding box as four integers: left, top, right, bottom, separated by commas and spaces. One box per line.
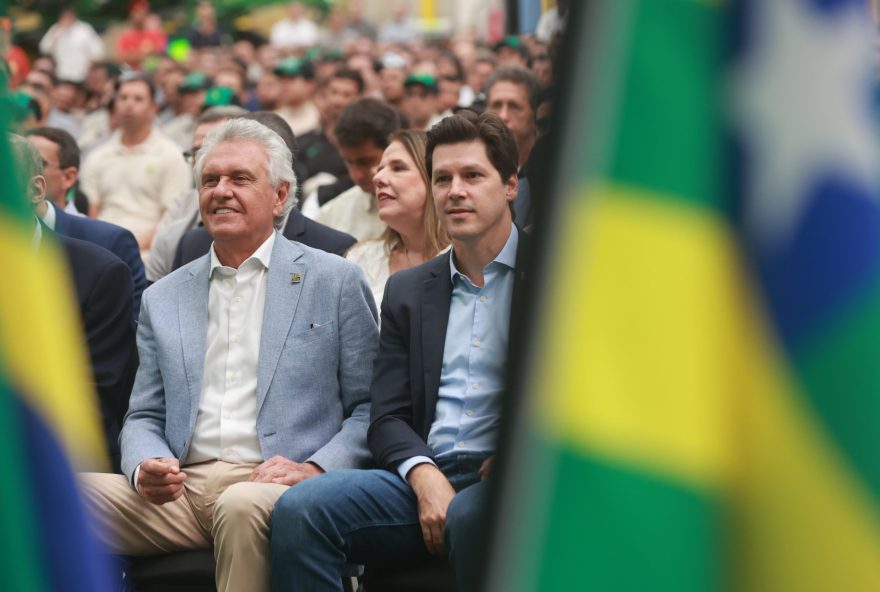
248, 455, 324, 486
479, 456, 494, 480
407, 463, 456, 555
137, 458, 187, 505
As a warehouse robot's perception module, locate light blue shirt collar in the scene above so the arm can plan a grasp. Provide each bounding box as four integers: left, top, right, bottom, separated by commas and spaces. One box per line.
448, 223, 518, 282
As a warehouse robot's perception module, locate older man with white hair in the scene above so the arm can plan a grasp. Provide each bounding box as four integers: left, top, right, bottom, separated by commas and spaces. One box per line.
80, 119, 379, 592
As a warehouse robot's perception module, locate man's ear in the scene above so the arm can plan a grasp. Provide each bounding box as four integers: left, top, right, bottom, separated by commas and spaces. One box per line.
505, 174, 518, 203
60, 166, 78, 192
30, 175, 47, 204
274, 181, 291, 215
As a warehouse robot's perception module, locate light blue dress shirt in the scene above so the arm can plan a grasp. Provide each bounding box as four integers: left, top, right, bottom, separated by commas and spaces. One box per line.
398, 224, 518, 479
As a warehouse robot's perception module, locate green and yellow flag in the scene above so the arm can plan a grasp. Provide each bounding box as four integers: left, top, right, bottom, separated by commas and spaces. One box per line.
489, 0, 880, 589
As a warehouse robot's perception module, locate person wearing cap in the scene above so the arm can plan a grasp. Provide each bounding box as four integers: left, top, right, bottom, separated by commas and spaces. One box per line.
402, 72, 444, 133
379, 52, 408, 111
273, 57, 321, 137
161, 71, 212, 149
80, 73, 192, 257
493, 35, 530, 68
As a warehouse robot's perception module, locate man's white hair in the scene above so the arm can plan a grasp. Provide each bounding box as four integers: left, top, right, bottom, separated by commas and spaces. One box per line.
194, 118, 298, 230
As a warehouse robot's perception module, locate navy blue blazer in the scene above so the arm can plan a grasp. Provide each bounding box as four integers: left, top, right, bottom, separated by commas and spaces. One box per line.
171, 209, 357, 270
59, 234, 138, 472
367, 231, 529, 470
51, 203, 147, 322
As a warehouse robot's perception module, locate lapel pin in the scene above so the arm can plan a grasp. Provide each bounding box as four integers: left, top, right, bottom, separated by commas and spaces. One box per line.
290, 273, 303, 284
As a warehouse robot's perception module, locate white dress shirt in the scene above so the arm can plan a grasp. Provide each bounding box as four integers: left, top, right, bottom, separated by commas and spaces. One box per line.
186, 232, 276, 464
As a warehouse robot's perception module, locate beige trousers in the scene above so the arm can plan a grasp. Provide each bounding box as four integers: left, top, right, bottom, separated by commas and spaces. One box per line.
80, 461, 289, 592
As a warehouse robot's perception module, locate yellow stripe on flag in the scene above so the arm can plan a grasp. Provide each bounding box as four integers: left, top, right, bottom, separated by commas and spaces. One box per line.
0, 219, 108, 471
533, 182, 741, 489
734, 308, 880, 591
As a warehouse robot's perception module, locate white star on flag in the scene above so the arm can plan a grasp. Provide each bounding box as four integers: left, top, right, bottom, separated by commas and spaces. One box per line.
730, 0, 879, 249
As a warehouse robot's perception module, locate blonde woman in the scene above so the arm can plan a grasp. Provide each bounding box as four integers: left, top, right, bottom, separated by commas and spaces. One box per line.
346, 129, 450, 308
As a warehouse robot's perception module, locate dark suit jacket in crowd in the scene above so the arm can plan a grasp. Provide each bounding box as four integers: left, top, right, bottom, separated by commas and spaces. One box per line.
59, 234, 138, 472
171, 209, 357, 270
51, 202, 147, 322
367, 232, 529, 470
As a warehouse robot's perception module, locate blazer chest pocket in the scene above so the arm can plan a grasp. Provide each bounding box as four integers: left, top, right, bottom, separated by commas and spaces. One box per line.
291, 320, 336, 345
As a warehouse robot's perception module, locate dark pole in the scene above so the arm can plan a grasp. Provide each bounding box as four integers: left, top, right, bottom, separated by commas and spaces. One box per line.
506, 0, 520, 34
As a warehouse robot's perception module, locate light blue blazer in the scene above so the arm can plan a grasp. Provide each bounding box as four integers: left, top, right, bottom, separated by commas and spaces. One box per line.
120, 234, 379, 482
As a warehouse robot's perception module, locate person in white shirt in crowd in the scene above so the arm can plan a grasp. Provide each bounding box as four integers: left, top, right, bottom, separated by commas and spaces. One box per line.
270, 1, 320, 50
378, 1, 418, 44
80, 72, 192, 257
38, 8, 104, 84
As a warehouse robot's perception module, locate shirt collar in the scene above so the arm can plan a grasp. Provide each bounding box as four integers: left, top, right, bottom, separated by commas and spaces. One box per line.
39, 201, 57, 231
210, 230, 276, 276
33, 216, 42, 248
449, 223, 518, 282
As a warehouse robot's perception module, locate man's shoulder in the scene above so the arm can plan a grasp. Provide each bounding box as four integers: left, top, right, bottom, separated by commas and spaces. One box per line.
297, 214, 357, 254
320, 185, 369, 212
81, 135, 118, 165
62, 210, 133, 242
386, 251, 450, 293
59, 233, 121, 266
145, 254, 206, 300
146, 128, 186, 153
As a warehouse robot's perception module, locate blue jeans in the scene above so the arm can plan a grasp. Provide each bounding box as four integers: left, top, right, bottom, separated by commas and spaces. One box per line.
271, 453, 490, 592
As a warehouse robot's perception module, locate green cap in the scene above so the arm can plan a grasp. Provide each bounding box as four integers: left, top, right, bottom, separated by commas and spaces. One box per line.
178, 71, 212, 93
404, 72, 438, 94
494, 35, 528, 57
203, 86, 236, 107
7, 90, 41, 122
273, 57, 315, 79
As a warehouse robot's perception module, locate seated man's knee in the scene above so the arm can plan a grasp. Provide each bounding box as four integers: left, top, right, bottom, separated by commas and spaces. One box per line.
214, 482, 264, 531
444, 482, 487, 552
274, 473, 342, 531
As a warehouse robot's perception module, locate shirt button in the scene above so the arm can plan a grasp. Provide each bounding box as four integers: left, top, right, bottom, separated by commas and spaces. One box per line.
474, 340, 481, 347
231, 334, 240, 344
466, 409, 474, 416
472, 383, 479, 390
479, 295, 487, 303
457, 441, 465, 448
233, 296, 242, 304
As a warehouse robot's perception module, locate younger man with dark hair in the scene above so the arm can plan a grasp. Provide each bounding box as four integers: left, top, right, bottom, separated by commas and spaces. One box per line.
271, 111, 524, 592
310, 97, 406, 241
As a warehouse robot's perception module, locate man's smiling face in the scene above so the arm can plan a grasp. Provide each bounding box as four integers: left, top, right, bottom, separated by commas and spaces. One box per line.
199, 139, 287, 251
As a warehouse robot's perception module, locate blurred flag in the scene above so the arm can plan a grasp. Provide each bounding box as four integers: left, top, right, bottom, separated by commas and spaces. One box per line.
0, 103, 112, 585
488, 0, 880, 590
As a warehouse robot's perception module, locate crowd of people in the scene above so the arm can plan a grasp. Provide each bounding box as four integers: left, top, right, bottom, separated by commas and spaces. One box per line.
6, 0, 567, 590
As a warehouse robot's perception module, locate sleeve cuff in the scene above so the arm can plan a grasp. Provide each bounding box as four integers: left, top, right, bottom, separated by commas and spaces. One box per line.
397, 456, 436, 481
132, 464, 142, 494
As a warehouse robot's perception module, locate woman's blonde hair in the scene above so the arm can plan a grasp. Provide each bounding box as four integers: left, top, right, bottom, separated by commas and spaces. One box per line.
381, 129, 449, 257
